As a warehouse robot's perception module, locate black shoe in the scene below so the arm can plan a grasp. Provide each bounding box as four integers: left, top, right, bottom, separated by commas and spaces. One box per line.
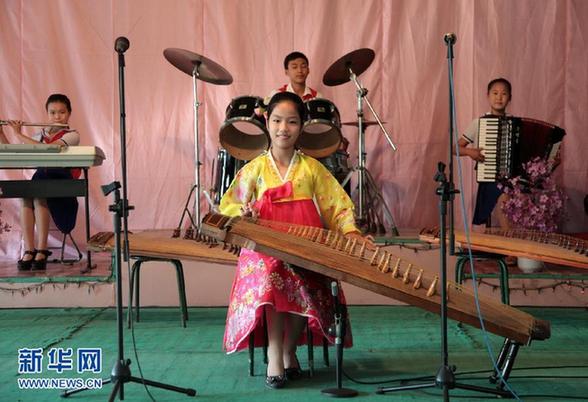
285, 354, 303, 380
17, 250, 36, 271
265, 374, 286, 389
32, 249, 51, 271
284, 367, 303, 380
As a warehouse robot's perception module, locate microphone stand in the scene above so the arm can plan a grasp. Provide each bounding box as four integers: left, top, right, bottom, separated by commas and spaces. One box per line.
445, 34, 457, 255
376, 163, 511, 400
117, 41, 132, 264
375, 34, 513, 400
321, 281, 357, 398
62, 37, 196, 401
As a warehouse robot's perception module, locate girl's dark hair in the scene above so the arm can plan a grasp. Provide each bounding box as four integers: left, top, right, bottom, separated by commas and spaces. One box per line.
45, 94, 72, 112
487, 78, 512, 97
266, 91, 306, 122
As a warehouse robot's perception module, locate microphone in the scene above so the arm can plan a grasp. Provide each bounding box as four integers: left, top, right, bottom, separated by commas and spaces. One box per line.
114, 36, 130, 53
444, 32, 457, 45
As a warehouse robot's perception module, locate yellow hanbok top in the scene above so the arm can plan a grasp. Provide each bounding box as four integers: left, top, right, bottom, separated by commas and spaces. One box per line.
219, 150, 358, 235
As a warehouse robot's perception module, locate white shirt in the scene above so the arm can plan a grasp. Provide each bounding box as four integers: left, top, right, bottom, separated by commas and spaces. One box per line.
266, 83, 322, 104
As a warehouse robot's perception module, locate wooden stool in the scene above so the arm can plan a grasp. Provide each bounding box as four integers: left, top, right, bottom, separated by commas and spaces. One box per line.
127, 256, 188, 327
455, 251, 510, 305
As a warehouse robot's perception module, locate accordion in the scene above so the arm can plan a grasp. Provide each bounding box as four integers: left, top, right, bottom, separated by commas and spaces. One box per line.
476, 116, 565, 183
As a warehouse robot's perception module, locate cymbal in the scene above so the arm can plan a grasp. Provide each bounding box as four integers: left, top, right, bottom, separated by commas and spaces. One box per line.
341, 120, 385, 127
163, 48, 233, 85
323, 48, 375, 87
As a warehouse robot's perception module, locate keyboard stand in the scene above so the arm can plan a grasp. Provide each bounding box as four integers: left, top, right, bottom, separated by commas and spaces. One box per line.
0, 168, 94, 273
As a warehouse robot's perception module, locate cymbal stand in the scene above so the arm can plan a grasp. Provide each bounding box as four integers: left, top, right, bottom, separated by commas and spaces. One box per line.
191, 62, 202, 230
348, 68, 399, 235
163, 48, 233, 235
175, 63, 204, 237
340, 163, 397, 235
173, 65, 203, 239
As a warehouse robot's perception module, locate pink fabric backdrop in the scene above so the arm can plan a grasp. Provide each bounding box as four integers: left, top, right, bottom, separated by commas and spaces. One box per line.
1, 0, 587, 259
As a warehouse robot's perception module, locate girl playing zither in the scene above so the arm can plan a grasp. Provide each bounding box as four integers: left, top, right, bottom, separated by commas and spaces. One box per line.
219, 92, 370, 389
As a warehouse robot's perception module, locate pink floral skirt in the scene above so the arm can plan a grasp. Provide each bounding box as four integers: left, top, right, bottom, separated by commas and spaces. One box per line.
223, 182, 352, 353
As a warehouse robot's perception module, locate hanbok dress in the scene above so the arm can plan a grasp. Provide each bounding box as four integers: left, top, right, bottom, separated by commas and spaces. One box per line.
219, 150, 358, 353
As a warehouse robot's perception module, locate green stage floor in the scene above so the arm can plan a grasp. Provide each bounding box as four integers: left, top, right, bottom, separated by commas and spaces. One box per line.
1, 306, 586, 401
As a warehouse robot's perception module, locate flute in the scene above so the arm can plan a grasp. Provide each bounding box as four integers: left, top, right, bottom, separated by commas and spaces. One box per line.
0, 120, 69, 128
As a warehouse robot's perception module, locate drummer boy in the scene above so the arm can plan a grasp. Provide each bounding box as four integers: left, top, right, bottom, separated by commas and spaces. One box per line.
266, 51, 322, 103
265, 52, 352, 192
265, 52, 351, 151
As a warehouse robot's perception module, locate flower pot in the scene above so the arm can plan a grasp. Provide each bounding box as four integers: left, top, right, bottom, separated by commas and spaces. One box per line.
517, 257, 543, 273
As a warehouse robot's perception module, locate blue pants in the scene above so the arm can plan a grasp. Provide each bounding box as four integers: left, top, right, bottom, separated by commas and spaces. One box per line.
31, 168, 79, 234
472, 182, 502, 225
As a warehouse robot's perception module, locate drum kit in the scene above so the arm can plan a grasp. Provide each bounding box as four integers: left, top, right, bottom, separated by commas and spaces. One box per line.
164, 47, 398, 235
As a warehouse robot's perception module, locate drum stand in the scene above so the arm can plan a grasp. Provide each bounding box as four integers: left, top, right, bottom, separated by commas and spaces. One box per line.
347, 69, 399, 236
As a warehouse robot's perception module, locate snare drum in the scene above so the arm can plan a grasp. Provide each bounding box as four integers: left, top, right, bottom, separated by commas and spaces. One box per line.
297, 98, 342, 158
219, 96, 268, 161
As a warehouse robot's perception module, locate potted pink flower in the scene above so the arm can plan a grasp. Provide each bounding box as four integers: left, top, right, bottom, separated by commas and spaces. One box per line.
500, 157, 565, 232
499, 157, 565, 271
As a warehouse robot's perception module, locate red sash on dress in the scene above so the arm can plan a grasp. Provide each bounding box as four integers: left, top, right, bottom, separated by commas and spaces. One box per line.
42, 129, 81, 179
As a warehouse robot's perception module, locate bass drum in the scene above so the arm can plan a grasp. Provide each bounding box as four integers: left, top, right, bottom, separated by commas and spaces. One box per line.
219, 96, 268, 161
213, 148, 246, 204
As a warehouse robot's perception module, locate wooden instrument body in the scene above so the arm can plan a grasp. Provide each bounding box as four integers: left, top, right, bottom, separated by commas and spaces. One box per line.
88, 230, 238, 266
421, 229, 588, 269
201, 213, 550, 345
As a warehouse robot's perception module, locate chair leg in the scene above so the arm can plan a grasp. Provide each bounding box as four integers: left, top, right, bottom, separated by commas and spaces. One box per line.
322, 337, 330, 367
248, 306, 269, 376
248, 332, 255, 376
455, 255, 467, 284
63, 232, 83, 263
127, 260, 140, 328
497, 259, 510, 305
172, 259, 187, 327
60, 232, 67, 262
134, 261, 142, 322
176, 262, 189, 321
262, 308, 268, 364
307, 322, 314, 377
